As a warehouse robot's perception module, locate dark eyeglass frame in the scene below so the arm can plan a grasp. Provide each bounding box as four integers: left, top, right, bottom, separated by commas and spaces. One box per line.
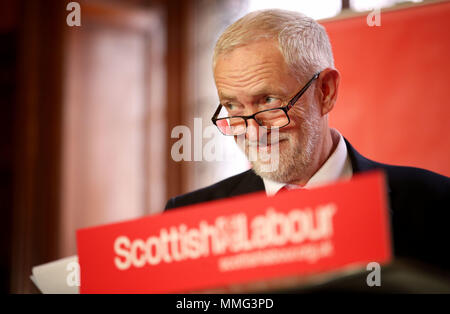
211, 72, 320, 135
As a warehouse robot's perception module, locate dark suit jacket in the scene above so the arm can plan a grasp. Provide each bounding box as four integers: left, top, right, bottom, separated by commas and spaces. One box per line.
165, 139, 450, 271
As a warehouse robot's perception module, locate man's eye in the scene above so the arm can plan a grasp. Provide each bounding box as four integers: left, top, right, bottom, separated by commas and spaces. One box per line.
224, 103, 235, 110
265, 97, 280, 104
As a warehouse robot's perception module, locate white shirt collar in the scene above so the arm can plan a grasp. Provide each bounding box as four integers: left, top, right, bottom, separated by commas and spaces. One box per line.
262, 129, 353, 196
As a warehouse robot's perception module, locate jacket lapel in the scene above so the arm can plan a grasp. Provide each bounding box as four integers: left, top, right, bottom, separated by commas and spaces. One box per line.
344, 138, 378, 173
344, 138, 393, 195
229, 169, 265, 198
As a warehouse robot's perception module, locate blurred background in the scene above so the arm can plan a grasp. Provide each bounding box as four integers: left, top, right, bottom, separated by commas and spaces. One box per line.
1, 0, 449, 293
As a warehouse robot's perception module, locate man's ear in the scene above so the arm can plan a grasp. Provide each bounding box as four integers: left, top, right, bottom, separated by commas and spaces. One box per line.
316, 68, 340, 116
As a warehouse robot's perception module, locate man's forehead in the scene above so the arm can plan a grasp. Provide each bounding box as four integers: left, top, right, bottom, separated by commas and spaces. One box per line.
215, 39, 284, 71
214, 43, 297, 99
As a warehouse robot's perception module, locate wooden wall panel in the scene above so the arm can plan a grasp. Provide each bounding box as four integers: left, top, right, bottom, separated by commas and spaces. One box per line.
60, 1, 166, 257
11, 0, 66, 293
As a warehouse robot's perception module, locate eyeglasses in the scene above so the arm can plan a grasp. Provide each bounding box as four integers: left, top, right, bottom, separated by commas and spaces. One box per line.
211, 72, 320, 136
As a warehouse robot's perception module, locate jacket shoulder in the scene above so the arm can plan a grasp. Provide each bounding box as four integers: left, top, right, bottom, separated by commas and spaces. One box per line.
345, 138, 449, 196
379, 163, 449, 197
381, 164, 450, 269
164, 169, 262, 211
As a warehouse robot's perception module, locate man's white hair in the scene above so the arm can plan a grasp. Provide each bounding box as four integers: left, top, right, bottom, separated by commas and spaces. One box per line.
213, 9, 335, 82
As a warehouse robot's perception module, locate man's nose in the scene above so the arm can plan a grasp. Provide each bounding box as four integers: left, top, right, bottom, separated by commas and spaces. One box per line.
246, 119, 261, 142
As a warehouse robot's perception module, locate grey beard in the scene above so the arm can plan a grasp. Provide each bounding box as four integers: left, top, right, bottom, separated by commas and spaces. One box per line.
249, 111, 321, 184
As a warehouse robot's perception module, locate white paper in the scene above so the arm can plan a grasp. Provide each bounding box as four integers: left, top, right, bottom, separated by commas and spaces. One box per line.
30, 255, 80, 294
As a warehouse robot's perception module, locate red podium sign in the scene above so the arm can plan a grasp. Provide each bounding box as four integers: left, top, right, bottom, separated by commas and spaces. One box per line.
77, 171, 392, 293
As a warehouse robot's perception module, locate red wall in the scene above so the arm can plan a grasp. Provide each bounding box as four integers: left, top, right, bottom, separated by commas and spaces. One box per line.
323, 2, 450, 177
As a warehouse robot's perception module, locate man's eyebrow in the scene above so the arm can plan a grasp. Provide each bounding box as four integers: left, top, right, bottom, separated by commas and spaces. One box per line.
249, 88, 286, 96
218, 92, 237, 101
251, 85, 289, 96
219, 87, 288, 101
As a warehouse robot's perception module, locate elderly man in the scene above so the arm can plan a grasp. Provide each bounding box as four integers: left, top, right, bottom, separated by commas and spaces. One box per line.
165, 10, 449, 271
